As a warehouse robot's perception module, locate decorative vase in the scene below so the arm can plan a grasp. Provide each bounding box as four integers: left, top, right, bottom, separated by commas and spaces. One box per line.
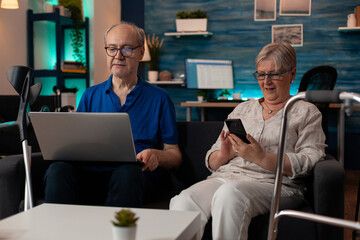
112, 225, 137, 240
176, 18, 208, 32
347, 13, 356, 28
232, 92, 241, 100
148, 70, 159, 82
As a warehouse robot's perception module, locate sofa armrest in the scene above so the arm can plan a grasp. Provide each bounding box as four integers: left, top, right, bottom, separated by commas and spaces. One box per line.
0, 152, 49, 220
171, 121, 223, 192
0, 154, 25, 219
313, 154, 345, 240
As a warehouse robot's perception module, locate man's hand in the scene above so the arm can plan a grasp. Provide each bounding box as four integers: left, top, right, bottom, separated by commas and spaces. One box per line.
136, 144, 182, 172
137, 149, 159, 171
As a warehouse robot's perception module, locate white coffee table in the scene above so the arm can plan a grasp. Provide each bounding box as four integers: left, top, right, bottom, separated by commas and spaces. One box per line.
0, 203, 201, 240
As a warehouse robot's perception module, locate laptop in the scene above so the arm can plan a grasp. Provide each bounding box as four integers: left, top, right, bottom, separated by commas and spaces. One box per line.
29, 112, 138, 163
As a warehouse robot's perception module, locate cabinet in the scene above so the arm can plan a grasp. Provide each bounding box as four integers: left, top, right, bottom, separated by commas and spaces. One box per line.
27, 8, 89, 89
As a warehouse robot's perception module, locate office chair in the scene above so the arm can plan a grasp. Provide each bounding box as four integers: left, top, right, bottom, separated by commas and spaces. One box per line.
298, 65, 337, 142
298, 65, 337, 92
267, 90, 360, 240
0, 66, 42, 211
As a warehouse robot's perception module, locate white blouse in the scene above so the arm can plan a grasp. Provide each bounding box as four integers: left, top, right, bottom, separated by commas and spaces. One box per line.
205, 98, 327, 189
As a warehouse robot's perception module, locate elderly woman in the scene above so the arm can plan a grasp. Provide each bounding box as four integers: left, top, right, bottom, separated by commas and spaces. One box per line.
170, 42, 326, 240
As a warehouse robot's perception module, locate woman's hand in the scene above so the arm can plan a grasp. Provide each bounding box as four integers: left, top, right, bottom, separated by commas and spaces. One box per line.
228, 133, 293, 176
220, 130, 237, 159
208, 130, 237, 171
228, 133, 265, 164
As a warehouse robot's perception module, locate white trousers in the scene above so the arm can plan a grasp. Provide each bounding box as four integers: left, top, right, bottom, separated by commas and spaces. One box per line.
170, 177, 304, 240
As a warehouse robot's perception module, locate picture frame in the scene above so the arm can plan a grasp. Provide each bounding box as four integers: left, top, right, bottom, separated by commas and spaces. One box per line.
279, 0, 311, 16
254, 0, 276, 21
272, 24, 303, 47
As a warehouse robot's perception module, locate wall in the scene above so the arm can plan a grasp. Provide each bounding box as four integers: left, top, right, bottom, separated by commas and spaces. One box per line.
92, 0, 121, 86
144, 0, 360, 121
0, 0, 29, 95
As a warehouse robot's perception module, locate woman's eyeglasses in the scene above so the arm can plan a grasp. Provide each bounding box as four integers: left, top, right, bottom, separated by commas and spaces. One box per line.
253, 68, 292, 80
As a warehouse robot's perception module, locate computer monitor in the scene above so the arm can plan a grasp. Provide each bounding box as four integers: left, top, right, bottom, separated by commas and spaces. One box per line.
185, 59, 234, 89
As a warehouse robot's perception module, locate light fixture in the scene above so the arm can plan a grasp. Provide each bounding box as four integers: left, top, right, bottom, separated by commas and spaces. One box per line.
140, 36, 151, 62
1, 0, 19, 9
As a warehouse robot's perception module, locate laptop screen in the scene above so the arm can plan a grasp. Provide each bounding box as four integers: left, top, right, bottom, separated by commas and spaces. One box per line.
29, 112, 137, 163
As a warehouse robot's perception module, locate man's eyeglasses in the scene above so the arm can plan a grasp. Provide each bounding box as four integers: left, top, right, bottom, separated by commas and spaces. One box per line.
105, 45, 141, 57
253, 68, 293, 80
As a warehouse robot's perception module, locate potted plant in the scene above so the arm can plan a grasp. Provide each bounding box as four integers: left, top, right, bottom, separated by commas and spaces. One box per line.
197, 90, 207, 102
176, 9, 208, 32
111, 209, 139, 240
219, 89, 231, 100
59, 0, 86, 66
147, 34, 164, 82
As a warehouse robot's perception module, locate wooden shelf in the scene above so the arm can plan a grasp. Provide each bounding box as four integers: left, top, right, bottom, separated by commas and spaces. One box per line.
34, 69, 87, 79
338, 27, 360, 32
181, 101, 240, 108
147, 79, 185, 86
164, 32, 213, 38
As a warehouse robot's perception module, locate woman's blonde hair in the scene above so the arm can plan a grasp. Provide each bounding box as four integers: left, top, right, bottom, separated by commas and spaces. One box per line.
255, 42, 296, 71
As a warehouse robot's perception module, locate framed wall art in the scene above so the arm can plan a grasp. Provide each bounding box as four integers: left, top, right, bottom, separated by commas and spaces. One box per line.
254, 0, 276, 21
272, 24, 303, 47
280, 0, 311, 16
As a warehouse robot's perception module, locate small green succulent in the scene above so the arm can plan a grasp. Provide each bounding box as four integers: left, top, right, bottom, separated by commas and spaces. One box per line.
111, 209, 139, 227
220, 89, 231, 97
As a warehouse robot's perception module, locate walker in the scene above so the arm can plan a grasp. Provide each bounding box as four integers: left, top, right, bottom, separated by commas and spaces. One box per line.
267, 90, 360, 240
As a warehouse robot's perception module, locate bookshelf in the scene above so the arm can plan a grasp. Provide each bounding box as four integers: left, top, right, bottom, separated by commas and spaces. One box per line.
27, 9, 90, 89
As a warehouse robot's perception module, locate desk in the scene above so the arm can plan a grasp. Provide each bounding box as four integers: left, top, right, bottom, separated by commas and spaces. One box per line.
181, 101, 358, 122
0, 204, 201, 240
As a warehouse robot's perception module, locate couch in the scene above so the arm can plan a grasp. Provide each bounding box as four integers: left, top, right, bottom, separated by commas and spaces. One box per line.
0, 121, 345, 240
0, 95, 57, 156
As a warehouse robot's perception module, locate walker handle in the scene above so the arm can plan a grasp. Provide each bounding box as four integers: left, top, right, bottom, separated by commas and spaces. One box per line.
305, 90, 341, 103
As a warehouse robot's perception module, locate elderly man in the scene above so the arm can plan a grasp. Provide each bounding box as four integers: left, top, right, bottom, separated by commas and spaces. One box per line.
44, 22, 181, 207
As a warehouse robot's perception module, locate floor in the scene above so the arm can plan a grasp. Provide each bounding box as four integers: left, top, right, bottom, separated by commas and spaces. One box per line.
344, 171, 360, 240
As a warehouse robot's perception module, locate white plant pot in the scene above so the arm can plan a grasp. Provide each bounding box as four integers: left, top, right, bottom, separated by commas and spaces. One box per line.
148, 70, 159, 82
112, 225, 137, 240
176, 18, 208, 32
197, 96, 204, 102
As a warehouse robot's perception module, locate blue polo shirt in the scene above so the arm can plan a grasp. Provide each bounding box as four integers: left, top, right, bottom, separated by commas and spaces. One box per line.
77, 75, 178, 154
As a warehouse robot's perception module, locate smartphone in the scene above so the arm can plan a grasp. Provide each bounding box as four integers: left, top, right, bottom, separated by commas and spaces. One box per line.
225, 119, 250, 144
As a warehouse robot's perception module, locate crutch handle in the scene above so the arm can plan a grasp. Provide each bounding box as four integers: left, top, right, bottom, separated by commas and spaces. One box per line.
305, 90, 342, 103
